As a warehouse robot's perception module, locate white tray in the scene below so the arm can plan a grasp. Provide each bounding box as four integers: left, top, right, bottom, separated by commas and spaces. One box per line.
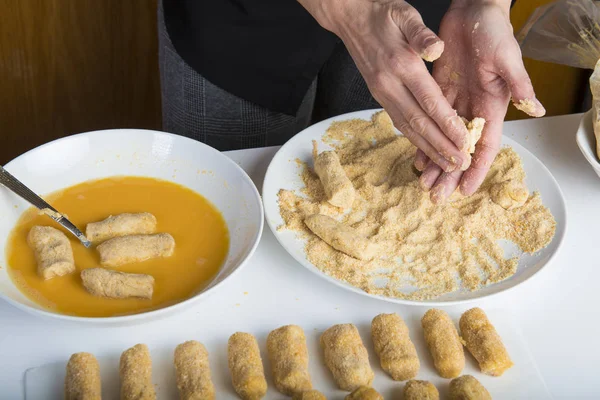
25, 309, 550, 399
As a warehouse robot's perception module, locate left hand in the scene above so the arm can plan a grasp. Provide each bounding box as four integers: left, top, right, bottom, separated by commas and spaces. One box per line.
415, 0, 546, 203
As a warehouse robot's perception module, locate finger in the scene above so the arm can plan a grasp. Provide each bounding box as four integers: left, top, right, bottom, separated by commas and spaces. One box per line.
430, 169, 463, 204
414, 149, 429, 171
403, 62, 471, 153
459, 117, 503, 196
372, 76, 459, 172
419, 161, 443, 191
389, 109, 455, 172
391, 4, 444, 61
496, 42, 546, 117
393, 83, 469, 169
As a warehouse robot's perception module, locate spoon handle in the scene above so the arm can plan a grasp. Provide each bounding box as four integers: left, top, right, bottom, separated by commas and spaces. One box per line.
0, 166, 91, 248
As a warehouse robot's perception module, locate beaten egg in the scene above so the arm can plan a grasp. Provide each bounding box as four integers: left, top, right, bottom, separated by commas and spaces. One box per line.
6, 176, 229, 317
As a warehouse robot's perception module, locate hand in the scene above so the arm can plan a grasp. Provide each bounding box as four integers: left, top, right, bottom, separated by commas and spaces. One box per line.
298, 0, 472, 172
415, 0, 546, 203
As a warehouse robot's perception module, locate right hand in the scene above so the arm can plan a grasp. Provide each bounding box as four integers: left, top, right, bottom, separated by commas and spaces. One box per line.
302, 0, 471, 172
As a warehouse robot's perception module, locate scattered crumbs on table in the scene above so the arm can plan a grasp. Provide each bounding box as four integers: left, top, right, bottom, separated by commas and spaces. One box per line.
243, 292, 248, 295
235, 303, 240, 307
13, 205, 18, 209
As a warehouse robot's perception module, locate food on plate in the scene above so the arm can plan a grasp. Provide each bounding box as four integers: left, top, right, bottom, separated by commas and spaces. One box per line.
228, 332, 268, 400
97, 233, 175, 267
292, 390, 327, 400
345, 386, 383, 400
7, 177, 228, 317
65, 352, 101, 400
461, 117, 486, 154
120, 344, 156, 400
304, 214, 377, 261
27, 225, 75, 279
320, 323, 374, 391
312, 140, 355, 209
490, 179, 528, 210
267, 325, 312, 395
449, 375, 492, 400
371, 313, 419, 381
86, 212, 157, 243
403, 380, 440, 400
175, 340, 215, 400
460, 308, 513, 376
422, 309, 465, 378
81, 268, 154, 299
278, 111, 556, 301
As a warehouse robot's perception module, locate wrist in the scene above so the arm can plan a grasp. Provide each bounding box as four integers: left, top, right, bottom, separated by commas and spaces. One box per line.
297, 0, 343, 33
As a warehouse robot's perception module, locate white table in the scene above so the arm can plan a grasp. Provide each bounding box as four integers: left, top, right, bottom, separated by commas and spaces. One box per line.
1, 114, 598, 399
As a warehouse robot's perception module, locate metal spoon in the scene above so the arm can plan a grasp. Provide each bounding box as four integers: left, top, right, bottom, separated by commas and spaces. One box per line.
0, 165, 91, 248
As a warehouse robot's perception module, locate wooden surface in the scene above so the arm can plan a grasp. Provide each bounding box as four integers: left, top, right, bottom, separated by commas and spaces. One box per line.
0, 0, 161, 164
0, 0, 586, 163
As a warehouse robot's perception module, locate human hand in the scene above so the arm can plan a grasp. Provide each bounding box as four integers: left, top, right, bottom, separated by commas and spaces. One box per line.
415, 0, 546, 203
298, 0, 472, 172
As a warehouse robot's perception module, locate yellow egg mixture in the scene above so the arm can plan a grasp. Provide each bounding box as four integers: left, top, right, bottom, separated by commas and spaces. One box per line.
6, 176, 229, 317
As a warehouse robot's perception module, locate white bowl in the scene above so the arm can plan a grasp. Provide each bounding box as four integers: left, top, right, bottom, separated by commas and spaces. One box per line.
0, 129, 264, 325
576, 110, 600, 178
263, 109, 567, 306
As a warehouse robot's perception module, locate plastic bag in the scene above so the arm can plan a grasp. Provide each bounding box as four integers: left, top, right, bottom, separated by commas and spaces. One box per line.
517, 0, 600, 69
517, 0, 600, 159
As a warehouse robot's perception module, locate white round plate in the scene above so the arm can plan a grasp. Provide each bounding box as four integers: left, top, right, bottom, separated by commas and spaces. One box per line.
575, 110, 600, 179
0, 129, 264, 324
262, 109, 567, 305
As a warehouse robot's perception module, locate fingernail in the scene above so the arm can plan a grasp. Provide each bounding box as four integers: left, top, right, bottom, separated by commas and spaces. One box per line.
414, 158, 426, 172
444, 163, 457, 173
420, 40, 444, 62
459, 181, 474, 196
431, 184, 446, 204
460, 155, 472, 171
512, 97, 546, 118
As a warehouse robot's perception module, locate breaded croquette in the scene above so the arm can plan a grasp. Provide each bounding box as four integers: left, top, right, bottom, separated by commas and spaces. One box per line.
97, 233, 175, 267
65, 352, 101, 400
228, 332, 267, 400
345, 386, 383, 400
267, 325, 312, 395
460, 308, 513, 376
81, 268, 154, 299
305, 215, 377, 261
404, 380, 440, 400
174, 341, 215, 400
371, 313, 419, 380
120, 344, 155, 400
86, 212, 157, 243
422, 309, 465, 378
449, 375, 492, 400
27, 225, 75, 279
320, 323, 374, 391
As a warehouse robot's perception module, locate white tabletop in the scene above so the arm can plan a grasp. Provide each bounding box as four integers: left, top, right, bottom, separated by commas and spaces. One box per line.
1, 114, 598, 399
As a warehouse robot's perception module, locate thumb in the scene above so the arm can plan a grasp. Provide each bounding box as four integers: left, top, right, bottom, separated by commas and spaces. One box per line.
497, 44, 546, 117
392, 4, 444, 62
